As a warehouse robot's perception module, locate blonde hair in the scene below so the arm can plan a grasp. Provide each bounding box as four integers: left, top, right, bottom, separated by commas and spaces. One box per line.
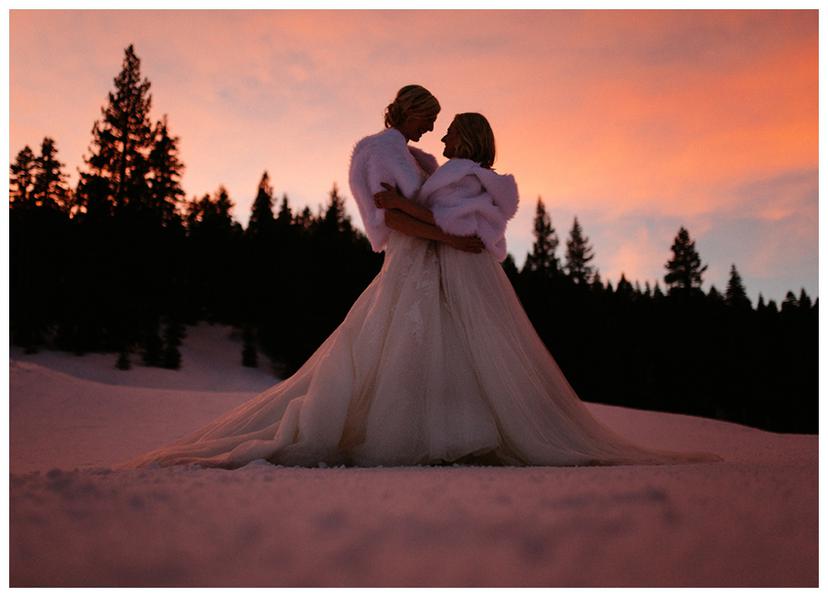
384, 85, 441, 129
452, 113, 496, 169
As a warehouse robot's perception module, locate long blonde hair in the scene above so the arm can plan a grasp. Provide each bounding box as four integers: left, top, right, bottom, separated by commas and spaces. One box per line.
384, 85, 441, 128
452, 113, 496, 169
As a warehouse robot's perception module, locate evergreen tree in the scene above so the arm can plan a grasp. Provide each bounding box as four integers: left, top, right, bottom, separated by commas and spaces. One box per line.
653, 281, 664, 299
116, 348, 131, 370
564, 216, 595, 284
276, 194, 292, 227
186, 186, 241, 233
725, 264, 751, 310
523, 197, 559, 275
322, 183, 351, 234
757, 293, 766, 310
32, 137, 70, 212
77, 44, 153, 215
161, 319, 185, 369
781, 291, 799, 313
615, 273, 634, 300
295, 206, 314, 230
664, 226, 707, 294
501, 253, 519, 281
798, 288, 813, 310
248, 171, 275, 237
212, 186, 239, 231
147, 114, 185, 226
10, 146, 36, 208
142, 322, 163, 366
590, 270, 603, 292
707, 285, 724, 303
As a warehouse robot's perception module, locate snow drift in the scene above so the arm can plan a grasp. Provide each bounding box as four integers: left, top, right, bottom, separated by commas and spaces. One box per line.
9, 324, 817, 587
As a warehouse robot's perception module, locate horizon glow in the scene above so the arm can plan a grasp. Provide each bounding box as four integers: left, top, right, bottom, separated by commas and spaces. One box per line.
9, 9, 818, 304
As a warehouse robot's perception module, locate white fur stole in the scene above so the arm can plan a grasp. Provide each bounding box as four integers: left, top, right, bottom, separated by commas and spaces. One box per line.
418, 158, 519, 261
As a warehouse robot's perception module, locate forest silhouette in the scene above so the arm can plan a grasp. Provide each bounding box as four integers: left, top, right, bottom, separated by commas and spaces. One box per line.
10, 45, 817, 434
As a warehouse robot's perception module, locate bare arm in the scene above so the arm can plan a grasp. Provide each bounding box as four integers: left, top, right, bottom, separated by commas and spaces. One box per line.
374, 183, 436, 225
384, 209, 484, 253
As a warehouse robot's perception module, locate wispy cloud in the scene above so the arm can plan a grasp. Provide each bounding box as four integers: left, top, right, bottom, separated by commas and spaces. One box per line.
10, 9, 817, 303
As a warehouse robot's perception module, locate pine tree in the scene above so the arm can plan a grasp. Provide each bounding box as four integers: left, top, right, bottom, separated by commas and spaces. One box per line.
501, 253, 519, 281
295, 205, 314, 230
10, 146, 36, 208
116, 348, 131, 370
664, 226, 707, 294
798, 288, 813, 310
184, 194, 205, 231
248, 171, 275, 237
653, 281, 664, 299
31, 137, 71, 212
523, 197, 559, 275
161, 319, 184, 369
213, 186, 238, 231
616, 273, 634, 299
781, 291, 799, 313
147, 114, 185, 226
591, 270, 603, 292
185, 187, 241, 235
564, 216, 595, 284
725, 264, 751, 310
77, 44, 153, 215
757, 293, 766, 310
142, 322, 163, 367
276, 194, 292, 227
322, 183, 351, 234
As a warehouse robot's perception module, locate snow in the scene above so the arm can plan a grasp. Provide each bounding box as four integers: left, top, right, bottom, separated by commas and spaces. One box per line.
9, 323, 817, 587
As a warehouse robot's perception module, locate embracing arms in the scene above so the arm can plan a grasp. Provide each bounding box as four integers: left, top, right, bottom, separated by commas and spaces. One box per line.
384, 209, 485, 253
374, 183, 484, 253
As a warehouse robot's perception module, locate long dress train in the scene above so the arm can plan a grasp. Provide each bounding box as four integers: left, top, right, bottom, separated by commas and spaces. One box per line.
120, 229, 719, 469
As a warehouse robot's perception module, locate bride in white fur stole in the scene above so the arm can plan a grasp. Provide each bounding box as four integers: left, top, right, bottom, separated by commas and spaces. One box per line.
121, 86, 493, 469
372, 112, 720, 466
121, 88, 718, 469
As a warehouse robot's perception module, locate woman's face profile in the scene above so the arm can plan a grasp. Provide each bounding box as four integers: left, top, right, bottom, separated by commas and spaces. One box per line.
399, 113, 436, 142
441, 121, 461, 159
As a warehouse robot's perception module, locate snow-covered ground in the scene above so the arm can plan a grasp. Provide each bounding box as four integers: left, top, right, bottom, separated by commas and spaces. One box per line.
9, 324, 817, 587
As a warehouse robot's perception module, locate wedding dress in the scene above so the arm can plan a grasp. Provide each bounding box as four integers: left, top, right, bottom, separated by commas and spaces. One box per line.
120, 129, 719, 469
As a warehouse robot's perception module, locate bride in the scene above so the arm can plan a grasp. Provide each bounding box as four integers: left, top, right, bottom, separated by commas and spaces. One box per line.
120, 86, 719, 469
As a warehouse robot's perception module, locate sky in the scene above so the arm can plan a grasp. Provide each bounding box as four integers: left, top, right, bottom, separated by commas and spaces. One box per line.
9, 9, 818, 304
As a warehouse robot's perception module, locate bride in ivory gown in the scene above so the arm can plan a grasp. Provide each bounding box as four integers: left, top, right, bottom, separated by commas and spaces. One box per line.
120, 88, 720, 469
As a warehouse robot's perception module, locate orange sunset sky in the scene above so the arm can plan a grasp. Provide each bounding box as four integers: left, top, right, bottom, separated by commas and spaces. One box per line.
9, 9, 818, 303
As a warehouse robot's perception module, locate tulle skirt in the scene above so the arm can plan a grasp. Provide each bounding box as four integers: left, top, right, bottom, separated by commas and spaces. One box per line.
120, 232, 720, 469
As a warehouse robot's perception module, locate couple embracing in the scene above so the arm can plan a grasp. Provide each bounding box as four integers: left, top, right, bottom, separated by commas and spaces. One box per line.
121, 85, 719, 469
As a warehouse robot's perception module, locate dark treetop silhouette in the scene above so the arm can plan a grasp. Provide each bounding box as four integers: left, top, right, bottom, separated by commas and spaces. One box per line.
9, 46, 817, 435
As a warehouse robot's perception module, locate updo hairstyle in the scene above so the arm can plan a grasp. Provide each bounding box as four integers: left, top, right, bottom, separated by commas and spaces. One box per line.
384, 84, 441, 129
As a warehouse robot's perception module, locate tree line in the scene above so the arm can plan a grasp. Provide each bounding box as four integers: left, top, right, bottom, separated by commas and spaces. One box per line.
10, 45, 816, 433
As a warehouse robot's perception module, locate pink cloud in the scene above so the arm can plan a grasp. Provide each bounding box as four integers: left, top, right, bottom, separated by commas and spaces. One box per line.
9, 10, 817, 301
